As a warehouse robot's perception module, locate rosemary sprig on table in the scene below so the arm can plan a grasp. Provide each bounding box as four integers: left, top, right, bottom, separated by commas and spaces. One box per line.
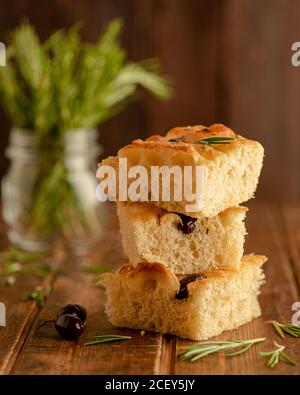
1, 261, 52, 278
84, 334, 132, 346
177, 338, 265, 362
268, 320, 300, 338
0, 246, 41, 264
22, 285, 52, 306
260, 341, 297, 368
0, 246, 51, 283
83, 263, 112, 284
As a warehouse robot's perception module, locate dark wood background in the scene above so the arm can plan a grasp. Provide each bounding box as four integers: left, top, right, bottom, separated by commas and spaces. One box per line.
1, 0, 300, 200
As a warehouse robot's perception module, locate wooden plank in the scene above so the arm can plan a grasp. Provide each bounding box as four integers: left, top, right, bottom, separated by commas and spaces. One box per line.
0, 273, 42, 374
12, 204, 164, 375
145, 0, 219, 135
13, 265, 163, 375
5, 201, 300, 374
281, 203, 300, 293
158, 335, 176, 375
0, 240, 66, 374
219, 0, 300, 200
175, 201, 300, 374
0, 202, 122, 375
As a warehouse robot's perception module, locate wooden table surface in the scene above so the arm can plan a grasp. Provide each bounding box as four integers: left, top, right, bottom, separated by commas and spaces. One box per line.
0, 200, 300, 375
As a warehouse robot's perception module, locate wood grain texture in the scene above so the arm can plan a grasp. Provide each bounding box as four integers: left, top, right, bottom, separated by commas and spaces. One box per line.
219, 0, 300, 200
0, 241, 66, 374
13, 270, 163, 375
175, 202, 300, 374
144, 0, 219, 134
9, 204, 163, 375
1, 201, 300, 375
281, 203, 300, 294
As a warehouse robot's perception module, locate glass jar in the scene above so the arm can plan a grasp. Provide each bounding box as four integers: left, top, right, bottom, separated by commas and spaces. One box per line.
2, 127, 106, 252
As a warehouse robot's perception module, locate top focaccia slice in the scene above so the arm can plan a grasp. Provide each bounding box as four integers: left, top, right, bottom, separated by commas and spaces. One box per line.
100, 123, 264, 217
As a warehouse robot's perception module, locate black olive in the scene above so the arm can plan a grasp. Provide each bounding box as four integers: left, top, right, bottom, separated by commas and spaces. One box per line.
177, 213, 197, 234
37, 304, 87, 340
168, 137, 182, 143
55, 313, 84, 340
57, 304, 87, 323
175, 274, 207, 300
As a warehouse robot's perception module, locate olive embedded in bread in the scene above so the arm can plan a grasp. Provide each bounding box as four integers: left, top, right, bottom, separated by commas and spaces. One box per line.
177, 213, 197, 234
175, 274, 207, 300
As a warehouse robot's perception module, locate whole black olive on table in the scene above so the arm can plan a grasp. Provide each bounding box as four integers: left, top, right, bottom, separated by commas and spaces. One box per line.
57, 304, 87, 323
55, 313, 84, 340
37, 304, 87, 340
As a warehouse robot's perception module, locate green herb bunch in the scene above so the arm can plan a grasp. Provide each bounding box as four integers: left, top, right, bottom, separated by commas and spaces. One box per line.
0, 19, 170, 135
0, 20, 171, 237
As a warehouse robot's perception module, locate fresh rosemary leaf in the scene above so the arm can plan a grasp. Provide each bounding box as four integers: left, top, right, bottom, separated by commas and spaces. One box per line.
177, 338, 265, 362
260, 341, 297, 368
1, 262, 22, 275
0, 246, 42, 264
268, 320, 300, 338
83, 264, 111, 274
280, 351, 298, 366
0, 245, 52, 282
268, 320, 286, 338
22, 285, 51, 306
195, 137, 236, 146
225, 341, 255, 357
32, 265, 52, 278
84, 334, 132, 346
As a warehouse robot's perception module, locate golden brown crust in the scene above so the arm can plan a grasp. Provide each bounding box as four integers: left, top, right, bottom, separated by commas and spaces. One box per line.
165, 123, 236, 140
117, 123, 259, 161
126, 261, 167, 276
119, 200, 248, 220
107, 255, 268, 292
99, 123, 264, 218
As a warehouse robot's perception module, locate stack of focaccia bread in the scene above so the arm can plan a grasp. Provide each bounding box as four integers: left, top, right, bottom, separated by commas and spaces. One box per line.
99, 123, 267, 340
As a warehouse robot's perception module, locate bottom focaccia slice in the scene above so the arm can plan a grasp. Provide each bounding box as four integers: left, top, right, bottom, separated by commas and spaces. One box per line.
101, 255, 267, 341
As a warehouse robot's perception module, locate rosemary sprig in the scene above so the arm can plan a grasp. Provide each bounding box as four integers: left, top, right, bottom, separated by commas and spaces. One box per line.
0, 20, 171, 237
169, 136, 236, 146
84, 334, 132, 346
268, 320, 300, 338
1, 261, 52, 278
0, 246, 42, 264
83, 264, 112, 274
260, 341, 297, 368
0, 20, 171, 135
195, 136, 236, 146
177, 338, 265, 362
22, 285, 52, 306
0, 246, 51, 280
